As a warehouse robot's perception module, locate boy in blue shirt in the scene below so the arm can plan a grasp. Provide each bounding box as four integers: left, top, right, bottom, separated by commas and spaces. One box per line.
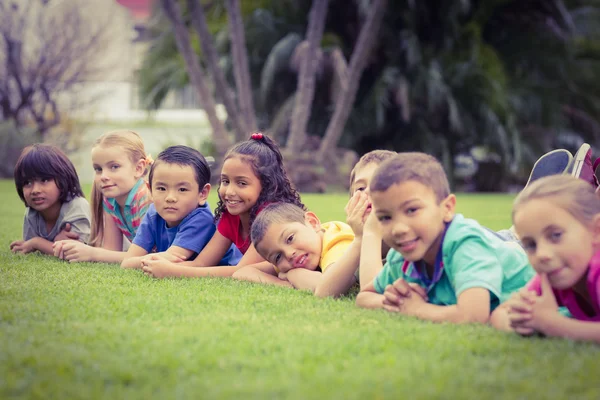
356, 152, 534, 324
121, 146, 241, 270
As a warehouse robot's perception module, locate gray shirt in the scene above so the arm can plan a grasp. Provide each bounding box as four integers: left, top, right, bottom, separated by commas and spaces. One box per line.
23, 196, 91, 244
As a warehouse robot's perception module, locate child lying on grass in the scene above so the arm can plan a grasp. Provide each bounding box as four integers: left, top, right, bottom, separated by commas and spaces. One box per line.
232, 203, 360, 298
356, 152, 534, 324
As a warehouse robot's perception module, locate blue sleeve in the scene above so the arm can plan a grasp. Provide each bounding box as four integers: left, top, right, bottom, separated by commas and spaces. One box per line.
171, 209, 216, 253
446, 237, 503, 303
132, 208, 156, 252
373, 251, 407, 294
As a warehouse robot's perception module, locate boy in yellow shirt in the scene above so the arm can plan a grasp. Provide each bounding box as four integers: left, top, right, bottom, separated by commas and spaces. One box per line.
232, 203, 359, 297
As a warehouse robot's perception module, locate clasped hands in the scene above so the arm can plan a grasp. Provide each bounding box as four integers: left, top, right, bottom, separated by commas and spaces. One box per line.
382, 278, 428, 314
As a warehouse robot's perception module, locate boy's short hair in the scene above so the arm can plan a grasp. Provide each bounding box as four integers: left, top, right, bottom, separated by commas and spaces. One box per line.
148, 145, 211, 190
251, 203, 306, 247
349, 149, 397, 193
370, 152, 450, 202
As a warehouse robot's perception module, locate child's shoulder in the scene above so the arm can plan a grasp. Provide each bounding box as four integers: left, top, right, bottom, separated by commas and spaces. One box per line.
62, 196, 91, 215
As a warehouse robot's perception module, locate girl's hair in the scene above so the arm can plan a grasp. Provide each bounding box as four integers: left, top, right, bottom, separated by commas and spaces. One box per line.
513, 174, 600, 226
148, 145, 211, 190
89, 130, 150, 247
349, 149, 397, 195
14, 144, 84, 205
214, 133, 306, 225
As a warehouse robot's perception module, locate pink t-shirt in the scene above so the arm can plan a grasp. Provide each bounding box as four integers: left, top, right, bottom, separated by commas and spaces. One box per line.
527, 250, 600, 321
217, 210, 251, 254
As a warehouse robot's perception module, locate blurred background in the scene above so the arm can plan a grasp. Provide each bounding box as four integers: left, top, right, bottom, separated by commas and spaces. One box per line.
2, 0, 600, 193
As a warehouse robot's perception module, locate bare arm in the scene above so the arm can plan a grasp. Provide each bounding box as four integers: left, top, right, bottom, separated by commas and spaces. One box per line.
232, 262, 293, 288
314, 238, 360, 298
102, 213, 124, 251
287, 269, 323, 292
120, 244, 149, 269
356, 280, 386, 309
537, 314, 600, 343
407, 288, 491, 324
28, 237, 55, 255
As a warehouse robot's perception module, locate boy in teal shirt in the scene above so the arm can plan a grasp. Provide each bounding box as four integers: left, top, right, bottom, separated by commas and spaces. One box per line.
356, 152, 534, 324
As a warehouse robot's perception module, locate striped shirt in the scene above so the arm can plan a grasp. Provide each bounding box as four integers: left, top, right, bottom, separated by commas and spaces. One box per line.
102, 178, 152, 242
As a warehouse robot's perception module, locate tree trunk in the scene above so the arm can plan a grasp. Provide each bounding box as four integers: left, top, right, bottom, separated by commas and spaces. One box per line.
160, 0, 231, 156
316, 0, 387, 162
187, 0, 249, 142
225, 0, 257, 136
287, 0, 330, 152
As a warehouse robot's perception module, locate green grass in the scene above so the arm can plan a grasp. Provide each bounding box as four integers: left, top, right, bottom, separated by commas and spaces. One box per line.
1, 180, 599, 399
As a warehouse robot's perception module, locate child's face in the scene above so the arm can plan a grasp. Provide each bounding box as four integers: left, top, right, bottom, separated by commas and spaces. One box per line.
371, 180, 455, 266
351, 162, 380, 197
22, 177, 61, 214
92, 145, 145, 206
256, 214, 323, 273
219, 156, 262, 217
514, 198, 598, 290
151, 163, 207, 228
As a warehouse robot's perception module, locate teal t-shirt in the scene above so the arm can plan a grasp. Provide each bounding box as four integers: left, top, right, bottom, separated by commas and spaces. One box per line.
373, 213, 534, 311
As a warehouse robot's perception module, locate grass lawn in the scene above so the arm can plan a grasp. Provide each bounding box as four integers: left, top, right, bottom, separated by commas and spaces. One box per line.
1, 180, 599, 399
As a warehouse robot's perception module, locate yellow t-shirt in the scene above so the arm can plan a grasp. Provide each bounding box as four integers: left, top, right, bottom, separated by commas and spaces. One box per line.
319, 221, 355, 272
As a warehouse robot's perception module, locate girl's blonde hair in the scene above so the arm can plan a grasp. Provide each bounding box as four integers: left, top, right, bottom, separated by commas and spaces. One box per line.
513, 174, 600, 227
89, 130, 150, 247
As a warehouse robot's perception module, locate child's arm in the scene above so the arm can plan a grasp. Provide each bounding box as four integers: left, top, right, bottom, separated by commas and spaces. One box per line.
232, 262, 294, 288
120, 244, 150, 269
10, 237, 54, 255
314, 238, 361, 297
286, 269, 323, 291
359, 213, 385, 289
356, 280, 386, 308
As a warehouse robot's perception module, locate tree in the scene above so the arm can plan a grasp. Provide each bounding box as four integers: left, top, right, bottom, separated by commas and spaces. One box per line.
316, 0, 388, 162
0, 0, 112, 137
159, 0, 232, 156
225, 0, 258, 134
287, 0, 329, 152
187, 0, 249, 142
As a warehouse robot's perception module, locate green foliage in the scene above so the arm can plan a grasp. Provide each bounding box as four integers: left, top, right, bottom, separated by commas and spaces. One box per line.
2, 180, 600, 398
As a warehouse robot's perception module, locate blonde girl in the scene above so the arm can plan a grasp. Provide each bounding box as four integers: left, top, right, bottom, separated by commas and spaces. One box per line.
491, 174, 600, 343
141, 133, 306, 278
53, 130, 153, 263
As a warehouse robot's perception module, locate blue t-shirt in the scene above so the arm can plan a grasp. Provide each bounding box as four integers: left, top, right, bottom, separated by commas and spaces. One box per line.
132, 203, 242, 265
373, 213, 534, 311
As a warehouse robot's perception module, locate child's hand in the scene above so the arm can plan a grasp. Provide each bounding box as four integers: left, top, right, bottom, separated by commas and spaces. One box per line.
521, 274, 562, 336
141, 255, 175, 279
507, 288, 538, 336
362, 211, 381, 238
278, 271, 289, 281
10, 240, 34, 254
382, 278, 428, 313
54, 223, 80, 242
345, 191, 371, 237
53, 240, 93, 262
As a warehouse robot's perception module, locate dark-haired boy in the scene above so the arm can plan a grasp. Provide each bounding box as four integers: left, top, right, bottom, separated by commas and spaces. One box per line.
121, 145, 241, 269
356, 152, 534, 323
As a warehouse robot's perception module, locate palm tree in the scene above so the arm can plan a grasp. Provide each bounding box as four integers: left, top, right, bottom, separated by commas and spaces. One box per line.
316, 0, 388, 163
187, 0, 248, 141
287, 0, 330, 152
159, 0, 232, 156
225, 0, 258, 134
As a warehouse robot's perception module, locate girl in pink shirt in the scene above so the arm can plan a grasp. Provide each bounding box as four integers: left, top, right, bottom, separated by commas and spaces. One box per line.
501, 174, 600, 343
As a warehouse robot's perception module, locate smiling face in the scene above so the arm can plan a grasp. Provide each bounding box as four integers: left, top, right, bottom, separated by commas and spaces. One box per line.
92, 145, 145, 207
255, 213, 323, 273
22, 177, 61, 220
150, 162, 208, 228
218, 156, 262, 220
371, 180, 455, 266
514, 198, 599, 290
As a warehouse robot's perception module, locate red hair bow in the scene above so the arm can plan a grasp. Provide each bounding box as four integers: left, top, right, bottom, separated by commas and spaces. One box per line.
251, 132, 263, 140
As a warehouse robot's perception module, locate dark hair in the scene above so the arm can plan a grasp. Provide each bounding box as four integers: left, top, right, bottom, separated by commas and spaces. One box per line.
14, 143, 84, 205
214, 133, 306, 224
370, 152, 450, 202
149, 145, 211, 189
349, 149, 397, 195
251, 202, 306, 248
